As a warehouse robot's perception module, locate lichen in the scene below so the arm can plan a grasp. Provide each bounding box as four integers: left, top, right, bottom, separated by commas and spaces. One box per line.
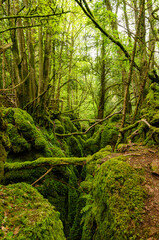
0, 182, 66, 239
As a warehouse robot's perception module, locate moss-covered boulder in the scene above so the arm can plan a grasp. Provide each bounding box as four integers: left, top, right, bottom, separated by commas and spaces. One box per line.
84, 128, 102, 155
1, 107, 65, 161
0, 182, 66, 240
67, 136, 83, 157
81, 158, 146, 240
100, 122, 118, 149
0, 143, 7, 183
54, 119, 65, 134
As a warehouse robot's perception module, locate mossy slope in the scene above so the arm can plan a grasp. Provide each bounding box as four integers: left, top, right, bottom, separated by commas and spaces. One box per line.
0, 182, 66, 240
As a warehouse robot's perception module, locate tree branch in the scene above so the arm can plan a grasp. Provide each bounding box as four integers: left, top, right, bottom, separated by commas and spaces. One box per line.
0, 11, 71, 21
75, 0, 140, 71
4, 157, 87, 172
0, 24, 41, 34
56, 110, 122, 137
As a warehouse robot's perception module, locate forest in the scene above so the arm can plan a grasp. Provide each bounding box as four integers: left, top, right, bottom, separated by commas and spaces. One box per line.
0, 0, 159, 239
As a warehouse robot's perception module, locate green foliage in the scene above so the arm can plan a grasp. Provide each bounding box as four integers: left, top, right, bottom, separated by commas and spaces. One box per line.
0, 182, 66, 240
81, 158, 146, 240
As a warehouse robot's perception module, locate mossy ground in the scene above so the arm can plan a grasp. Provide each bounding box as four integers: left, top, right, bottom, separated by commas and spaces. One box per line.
0, 182, 66, 240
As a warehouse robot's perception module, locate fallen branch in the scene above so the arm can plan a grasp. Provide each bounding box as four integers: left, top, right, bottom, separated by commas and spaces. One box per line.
56, 110, 122, 137
4, 157, 87, 172
31, 167, 53, 186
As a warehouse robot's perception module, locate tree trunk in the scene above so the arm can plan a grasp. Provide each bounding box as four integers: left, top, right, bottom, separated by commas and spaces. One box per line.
97, 38, 106, 119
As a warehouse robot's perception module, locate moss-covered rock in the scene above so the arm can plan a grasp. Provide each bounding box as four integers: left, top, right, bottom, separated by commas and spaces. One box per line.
61, 116, 78, 133
0, 143, 7, 183
100, 122, 118, 149
0, 182, 66, 240
67, 136, 83, 157
54, 119, 65, 134
0, 107, 67, 159
84, 128, 103, 155
81, 158, 146, 240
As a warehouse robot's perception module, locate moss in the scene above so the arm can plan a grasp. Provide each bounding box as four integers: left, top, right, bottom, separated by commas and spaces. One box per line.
61, 116, 78, 133
86, 147, 112, 175
0, 182, 66, 240
100, 122, 118, 149
49, 145, 65, 157
81, 158, 146, 240
1, 108, 67, 158
67, 136, 83, 157
0, 143, 7, 183
67, 166, 78, 227
37, 176, 68, 227
84, 128, 102, 155
54, 119, 65, 134
68, 196, 86, 240
7, 124, 31, 153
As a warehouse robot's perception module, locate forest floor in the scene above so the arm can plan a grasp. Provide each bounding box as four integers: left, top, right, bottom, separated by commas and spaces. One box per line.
102, 144, 159, 240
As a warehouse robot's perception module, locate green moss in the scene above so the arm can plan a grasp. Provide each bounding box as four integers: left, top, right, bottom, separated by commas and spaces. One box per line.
84, 128, 102, 155
0, 143, 7, 183
67, 166, 78, 226
61, 116, 78, 133
0, 182, 66, 239
68, 196, 86, 240
49, 145, 65, 157
100, 123, 118, 149
86, 147, 112, 175
7, 124, 31, 153
67, 136, 83, 157
54, 119, 65, 134
1, 108, 67, 158
81, 158, 146, 240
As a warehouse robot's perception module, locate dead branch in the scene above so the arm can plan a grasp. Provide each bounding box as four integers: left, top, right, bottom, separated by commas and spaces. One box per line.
31, 167, 53, 186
